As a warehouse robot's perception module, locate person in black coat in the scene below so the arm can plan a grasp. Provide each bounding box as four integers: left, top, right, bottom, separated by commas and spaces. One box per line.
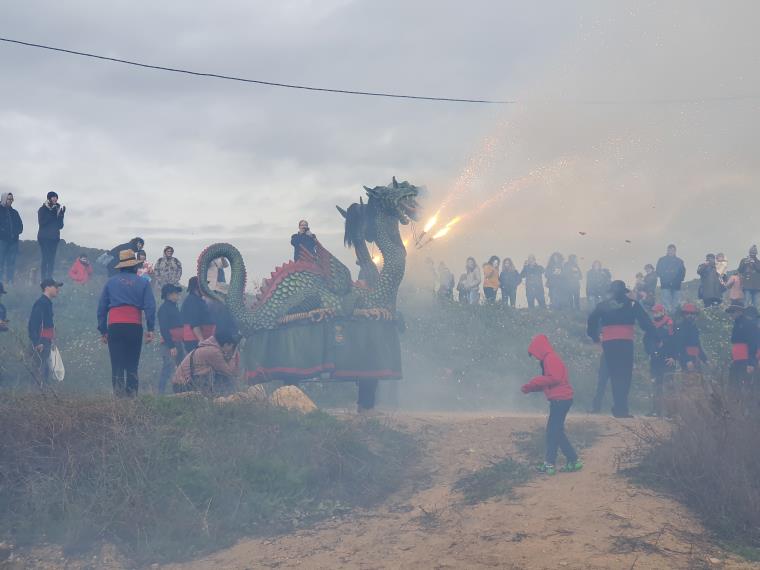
181, 276, 214, 352
158, 284, 185, 395
0, 192, 23, 285
37, 192, 65, 280
291, 220, 317, 261
28, 278, 63, 385
107, 237, 145, 276
726, 302, 758, 400
588, 280, 655, 417
655, 244, 686, 313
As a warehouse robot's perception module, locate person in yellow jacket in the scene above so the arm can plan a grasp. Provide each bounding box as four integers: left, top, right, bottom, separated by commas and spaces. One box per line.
483, 256, 501, 303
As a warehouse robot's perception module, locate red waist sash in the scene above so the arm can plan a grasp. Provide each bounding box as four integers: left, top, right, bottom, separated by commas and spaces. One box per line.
183, 324, 216, 341
686, 346, 700, 357
732, 343, 749, 361
602, 325, 634, 342
170, 327, 184, 342
108, 305, 142, 325
39, 327, 55, 340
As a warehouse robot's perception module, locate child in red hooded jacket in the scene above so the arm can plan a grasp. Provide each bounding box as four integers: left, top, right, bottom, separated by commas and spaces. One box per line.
521, 334, 583, 475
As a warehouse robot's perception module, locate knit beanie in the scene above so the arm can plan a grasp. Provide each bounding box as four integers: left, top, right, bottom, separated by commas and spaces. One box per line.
46, 191, 59, 201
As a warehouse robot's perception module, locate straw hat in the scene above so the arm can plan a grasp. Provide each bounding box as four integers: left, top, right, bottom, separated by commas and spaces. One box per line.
114, 249, 142, 269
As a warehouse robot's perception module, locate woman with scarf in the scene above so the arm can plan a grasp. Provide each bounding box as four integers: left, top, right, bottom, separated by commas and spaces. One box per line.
37, 191, 65, 279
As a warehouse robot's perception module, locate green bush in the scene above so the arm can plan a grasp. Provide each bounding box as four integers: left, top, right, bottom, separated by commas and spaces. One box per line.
0, 395, 415, 563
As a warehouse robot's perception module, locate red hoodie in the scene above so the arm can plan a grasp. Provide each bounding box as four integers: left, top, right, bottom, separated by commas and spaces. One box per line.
521, 334, 574, 401
68, 259, 93, 285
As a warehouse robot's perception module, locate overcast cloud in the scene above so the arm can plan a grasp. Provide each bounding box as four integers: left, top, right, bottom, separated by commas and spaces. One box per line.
1, 1, 759, 287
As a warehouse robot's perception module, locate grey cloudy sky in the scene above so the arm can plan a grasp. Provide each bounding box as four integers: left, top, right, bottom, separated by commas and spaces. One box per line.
1, 1, 759, 287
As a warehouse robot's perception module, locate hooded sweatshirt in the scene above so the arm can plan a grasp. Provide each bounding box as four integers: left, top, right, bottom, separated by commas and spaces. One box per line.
0, 193, 23, 242
522, 334, 574, 401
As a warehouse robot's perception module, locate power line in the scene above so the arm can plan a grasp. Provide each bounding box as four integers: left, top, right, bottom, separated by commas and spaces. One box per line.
0, 36, 515, 104
1, 36, 759, 105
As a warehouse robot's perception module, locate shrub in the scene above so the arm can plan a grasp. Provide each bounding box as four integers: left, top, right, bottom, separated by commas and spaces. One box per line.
630, 390, 760, 551
0, 394, 415, 563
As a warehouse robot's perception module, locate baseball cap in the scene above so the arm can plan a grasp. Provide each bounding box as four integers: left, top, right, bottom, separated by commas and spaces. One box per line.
40, 278, 63, 290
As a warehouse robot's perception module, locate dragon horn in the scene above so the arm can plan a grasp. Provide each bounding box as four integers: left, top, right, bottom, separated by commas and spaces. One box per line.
392, 176, 398, 188
359, 196, 364, 205
336, 205, 348, 218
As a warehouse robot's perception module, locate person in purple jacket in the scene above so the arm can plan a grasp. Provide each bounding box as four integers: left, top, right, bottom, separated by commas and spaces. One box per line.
97, 249, 156, 397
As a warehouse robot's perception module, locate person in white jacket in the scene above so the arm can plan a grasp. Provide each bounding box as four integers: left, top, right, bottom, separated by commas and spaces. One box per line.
207, 257, 229, 292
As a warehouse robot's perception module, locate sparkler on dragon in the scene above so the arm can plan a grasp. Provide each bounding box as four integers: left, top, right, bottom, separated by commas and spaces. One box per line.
196, 177, 421, 411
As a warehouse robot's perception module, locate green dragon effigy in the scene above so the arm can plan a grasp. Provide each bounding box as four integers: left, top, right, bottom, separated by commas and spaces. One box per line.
197, 178, 420, 405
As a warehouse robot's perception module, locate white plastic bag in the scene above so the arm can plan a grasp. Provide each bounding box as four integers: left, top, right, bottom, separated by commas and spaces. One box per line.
49, 346, 65, 382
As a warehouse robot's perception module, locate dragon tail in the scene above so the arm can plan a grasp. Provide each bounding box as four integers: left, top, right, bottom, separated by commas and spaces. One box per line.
197, 243, 251, 332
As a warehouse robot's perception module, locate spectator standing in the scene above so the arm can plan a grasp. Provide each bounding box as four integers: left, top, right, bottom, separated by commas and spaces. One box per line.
136, 251, 153, 282
716, 253, 729, 280
28, 278, 63, 385
738, 245, 760, 307
673, 303, 708, 372
482, 256, 500, 303
546, 252, 565, 309
586, 260, 611, 310
97, 249, 156, 397
437, 262, 455, 301
207, 257, 229, 292
521, 334, 583, 475
291, 220, 317, 261
462, 257, 481, 305
499, 257, 521, 307
587, 280, 655, 418
153, 246, 182, 288
726, 302, 757, 400
697, 254, 724, 308
37, 192, 65, 280
655, 244, 686, 313
172, 330, 241, 396
521, 255, 546, 309
641, 264, 658, 311
107, 237, 144, 276
725, 271, 744, 303
157, 284, 185, 395
563, 254, 583, 310
68, 255, 93, 285
0, 192, 23, 285
181, 276, 215, 351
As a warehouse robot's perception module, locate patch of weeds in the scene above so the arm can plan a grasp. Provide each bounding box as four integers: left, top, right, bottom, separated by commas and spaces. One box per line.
722, 542, 760, 562
413, 505, 444, 530
454, 457, 533, 505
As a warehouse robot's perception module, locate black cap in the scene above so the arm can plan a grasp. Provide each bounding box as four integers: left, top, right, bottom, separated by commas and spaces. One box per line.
46, 191, 59, 201
609, 280, 630, 295
40, 278, 63, 290
161, 283, 183, 300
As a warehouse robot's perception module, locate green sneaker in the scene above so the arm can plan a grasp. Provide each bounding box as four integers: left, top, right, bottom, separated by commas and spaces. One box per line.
560, 460, 584, 473
536, 462, 557, 475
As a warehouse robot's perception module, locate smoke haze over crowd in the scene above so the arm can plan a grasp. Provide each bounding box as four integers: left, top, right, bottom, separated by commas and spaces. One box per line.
1, 1, 758, 284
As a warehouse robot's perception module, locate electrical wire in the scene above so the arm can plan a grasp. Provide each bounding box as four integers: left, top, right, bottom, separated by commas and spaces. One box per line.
1, 36, 759, 105
0, 37, 515, 104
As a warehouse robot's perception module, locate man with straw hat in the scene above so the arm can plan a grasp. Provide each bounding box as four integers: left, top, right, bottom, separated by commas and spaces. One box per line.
97, 249, 156, 397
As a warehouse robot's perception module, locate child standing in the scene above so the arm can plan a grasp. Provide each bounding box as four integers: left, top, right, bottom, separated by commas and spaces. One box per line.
521, 334, 583, 475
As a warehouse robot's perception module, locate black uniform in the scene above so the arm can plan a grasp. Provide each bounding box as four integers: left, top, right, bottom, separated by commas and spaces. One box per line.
729, 312, 759, 398
644, 317, 676, 416
28, 294, 55, 383
588, 296, 654, 417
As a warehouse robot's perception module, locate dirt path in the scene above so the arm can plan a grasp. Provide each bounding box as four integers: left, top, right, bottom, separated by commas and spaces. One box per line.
171, 412, 757, 570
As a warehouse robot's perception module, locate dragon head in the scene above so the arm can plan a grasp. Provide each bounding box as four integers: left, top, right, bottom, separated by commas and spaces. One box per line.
363, 177, 421, 225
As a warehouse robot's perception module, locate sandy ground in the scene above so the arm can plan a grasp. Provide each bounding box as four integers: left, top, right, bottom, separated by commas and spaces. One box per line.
166, 411, 759, 570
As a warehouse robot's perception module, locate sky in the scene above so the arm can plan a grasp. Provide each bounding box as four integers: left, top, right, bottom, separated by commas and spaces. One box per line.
1, 1, 759, 289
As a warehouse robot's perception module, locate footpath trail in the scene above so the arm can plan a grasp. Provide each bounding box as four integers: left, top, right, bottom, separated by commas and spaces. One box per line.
173, 412, 758, 570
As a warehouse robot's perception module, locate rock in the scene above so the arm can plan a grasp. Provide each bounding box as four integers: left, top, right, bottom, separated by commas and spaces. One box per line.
270, 386, 318, 413
708, 557, 723, 566
244, 384, 268, 402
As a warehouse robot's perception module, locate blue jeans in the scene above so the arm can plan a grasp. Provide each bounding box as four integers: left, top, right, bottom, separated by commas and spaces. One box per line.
744, 289, 759, 307
159, 343, 185, 395
546, 399, 577, 465
660, 288, 681, 313
0, 240, 19, 284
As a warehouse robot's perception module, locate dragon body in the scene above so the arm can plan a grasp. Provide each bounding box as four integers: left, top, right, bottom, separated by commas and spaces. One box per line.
198, 178, 420, 335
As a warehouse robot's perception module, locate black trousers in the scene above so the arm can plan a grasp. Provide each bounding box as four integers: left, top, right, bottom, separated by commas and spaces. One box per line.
483, 287, 497, 302
357, 379, 379, 410
591, 353, 609, 412
107, 323, 143, 397
500, 287, 517, 306
38, 238, 59, 279
546, 399, 577, 465
602, 340, 634, 417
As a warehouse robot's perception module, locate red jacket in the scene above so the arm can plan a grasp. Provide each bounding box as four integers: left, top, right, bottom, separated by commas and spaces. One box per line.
68, 259, 93, 285
521, 334, 574, 401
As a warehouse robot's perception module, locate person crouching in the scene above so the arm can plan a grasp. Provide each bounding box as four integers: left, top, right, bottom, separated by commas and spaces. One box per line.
521, 334, 583, 475
97, 249, 156, 397
172, 330, 241, 396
